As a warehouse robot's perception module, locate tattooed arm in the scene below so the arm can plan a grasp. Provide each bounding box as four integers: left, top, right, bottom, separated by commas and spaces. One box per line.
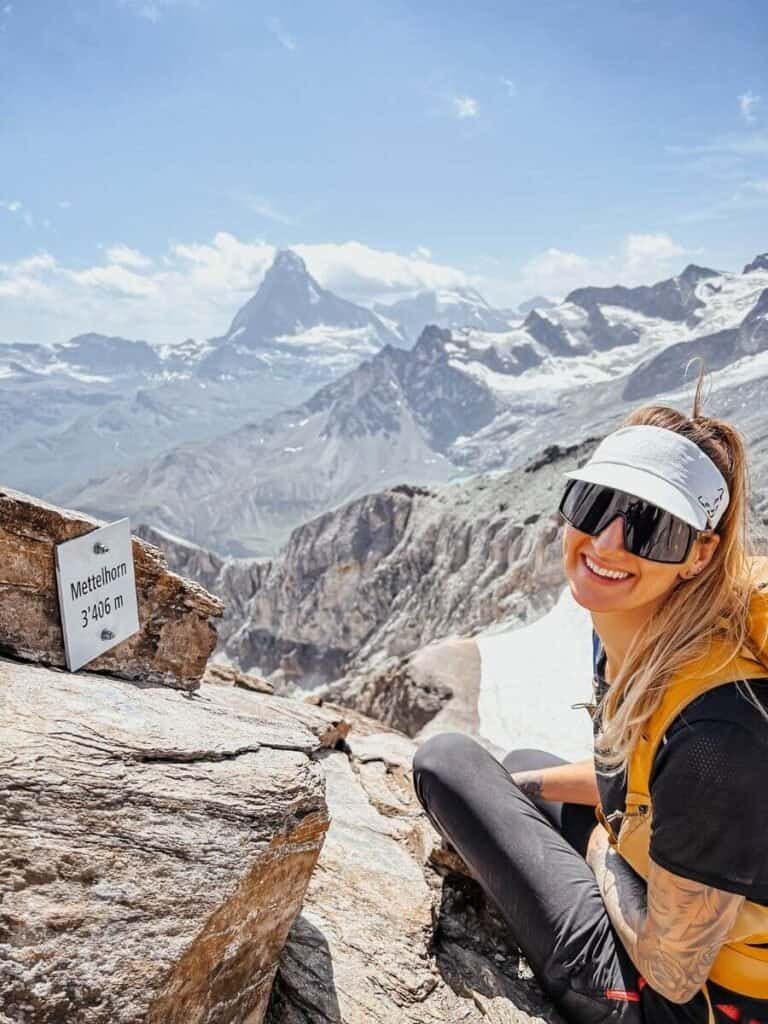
510, 758, 599, 805
586, 824, 745, 1003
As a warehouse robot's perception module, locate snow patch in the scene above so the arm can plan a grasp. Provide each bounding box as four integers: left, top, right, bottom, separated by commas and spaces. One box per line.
476, 585, 594, 760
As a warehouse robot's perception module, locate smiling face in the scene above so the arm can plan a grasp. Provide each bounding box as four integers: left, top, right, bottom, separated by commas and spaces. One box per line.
560, 513, 720, 616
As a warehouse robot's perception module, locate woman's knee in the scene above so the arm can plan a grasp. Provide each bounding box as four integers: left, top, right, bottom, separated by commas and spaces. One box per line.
412, 731, 486, 814
501, 748, 567, 776
412, 731, 485, 792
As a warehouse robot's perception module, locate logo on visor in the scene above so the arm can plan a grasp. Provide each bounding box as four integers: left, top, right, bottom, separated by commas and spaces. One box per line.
697, 488, 725, 522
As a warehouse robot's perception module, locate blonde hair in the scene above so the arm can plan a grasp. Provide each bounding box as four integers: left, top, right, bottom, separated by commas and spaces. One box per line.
594, 358, 768, 776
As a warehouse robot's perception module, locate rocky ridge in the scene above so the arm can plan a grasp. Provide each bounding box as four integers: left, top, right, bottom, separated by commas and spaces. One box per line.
138, 437, 598, 695
61, 252, 768, 556
141, 392, 768, 733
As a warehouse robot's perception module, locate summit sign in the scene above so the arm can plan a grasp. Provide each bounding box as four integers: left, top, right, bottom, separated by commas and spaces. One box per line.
55, 518, 140, 672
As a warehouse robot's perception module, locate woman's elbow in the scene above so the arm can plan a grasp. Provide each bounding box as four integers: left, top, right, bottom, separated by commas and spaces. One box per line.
638, 946, 708, 1005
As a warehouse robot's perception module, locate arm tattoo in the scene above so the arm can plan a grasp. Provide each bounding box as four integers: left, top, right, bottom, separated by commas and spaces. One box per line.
587, 826, 745, 1003
510, 770, 543, 800
638, 861, 744, 1003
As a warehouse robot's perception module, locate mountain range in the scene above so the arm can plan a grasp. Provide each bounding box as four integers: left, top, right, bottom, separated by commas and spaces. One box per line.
0, 251, 402, 497
48, 249, 768, 555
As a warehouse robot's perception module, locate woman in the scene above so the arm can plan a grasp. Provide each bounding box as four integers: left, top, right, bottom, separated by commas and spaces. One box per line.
412, 368, 768, 1024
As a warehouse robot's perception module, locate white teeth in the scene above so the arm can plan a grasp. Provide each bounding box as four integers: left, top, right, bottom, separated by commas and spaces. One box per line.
585, 555, 631, 580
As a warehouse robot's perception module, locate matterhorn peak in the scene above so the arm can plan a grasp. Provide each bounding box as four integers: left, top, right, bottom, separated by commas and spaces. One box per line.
218, 246, 403, 352
270, 248, 308, 275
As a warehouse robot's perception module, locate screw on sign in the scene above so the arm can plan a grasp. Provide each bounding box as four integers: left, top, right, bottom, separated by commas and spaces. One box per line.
55, 518, 140, 672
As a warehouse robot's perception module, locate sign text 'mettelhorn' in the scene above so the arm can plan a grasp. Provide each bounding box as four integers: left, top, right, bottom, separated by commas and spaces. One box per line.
69, 560, 129, 600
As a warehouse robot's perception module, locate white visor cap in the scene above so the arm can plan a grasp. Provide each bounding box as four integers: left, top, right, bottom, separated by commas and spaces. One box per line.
562, 424, 730, 531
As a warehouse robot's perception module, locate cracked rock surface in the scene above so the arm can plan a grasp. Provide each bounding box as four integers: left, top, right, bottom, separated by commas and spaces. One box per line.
0, 655, 561, 1024
0, 488, 223, 690
0, 657, 333, 1024
267, 701, 563, 1024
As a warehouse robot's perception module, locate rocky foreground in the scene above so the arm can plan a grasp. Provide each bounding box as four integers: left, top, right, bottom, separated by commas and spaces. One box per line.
0, 658, 561, 1024
0, 489, 561, 1023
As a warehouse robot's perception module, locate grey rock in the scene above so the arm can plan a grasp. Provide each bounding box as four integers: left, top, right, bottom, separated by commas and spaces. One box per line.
265, 710, 563, 1024
566, 263, 719, 323
623, 288, 768, 401
743, 253, 768, 274
0, 657, 331, 1024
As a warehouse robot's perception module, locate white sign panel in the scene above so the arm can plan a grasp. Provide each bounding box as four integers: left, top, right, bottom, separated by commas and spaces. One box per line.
55, 518, 140, 672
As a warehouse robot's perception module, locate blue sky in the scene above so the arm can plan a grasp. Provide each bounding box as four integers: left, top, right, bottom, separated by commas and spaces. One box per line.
1, 0, 766, 343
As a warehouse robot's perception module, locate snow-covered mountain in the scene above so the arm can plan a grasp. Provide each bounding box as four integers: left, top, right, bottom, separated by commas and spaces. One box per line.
516, 295, 556, 316
0, 250, 405, 496
374, 286, 513, 342
198, 249, 404, 377
59, 251, 768, 555
744, 253, 768, 274
56, 328, 467, 555
6, 249, 768, 555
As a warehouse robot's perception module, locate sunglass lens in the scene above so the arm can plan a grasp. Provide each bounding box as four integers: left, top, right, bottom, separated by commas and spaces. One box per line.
559, 480, 694, 563
624, 502, 693, 562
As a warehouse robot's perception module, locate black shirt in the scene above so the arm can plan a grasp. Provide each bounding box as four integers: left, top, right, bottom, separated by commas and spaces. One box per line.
591, 631, 768, 1016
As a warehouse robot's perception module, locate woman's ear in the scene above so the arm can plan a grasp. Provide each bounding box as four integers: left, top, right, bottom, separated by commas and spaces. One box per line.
683, 531, 720, 579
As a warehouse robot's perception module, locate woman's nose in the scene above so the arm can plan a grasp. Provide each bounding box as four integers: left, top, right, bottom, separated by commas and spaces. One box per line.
592, 515, 626, 551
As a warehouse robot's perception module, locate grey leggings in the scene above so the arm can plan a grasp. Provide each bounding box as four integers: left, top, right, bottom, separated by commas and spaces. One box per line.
411, 732, 721, 1024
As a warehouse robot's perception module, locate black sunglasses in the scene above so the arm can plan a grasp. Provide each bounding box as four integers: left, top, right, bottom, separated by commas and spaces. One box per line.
558, 479, 700, 564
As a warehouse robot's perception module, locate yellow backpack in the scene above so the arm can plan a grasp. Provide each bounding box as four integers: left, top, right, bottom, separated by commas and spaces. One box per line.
596, 555, 768, 1006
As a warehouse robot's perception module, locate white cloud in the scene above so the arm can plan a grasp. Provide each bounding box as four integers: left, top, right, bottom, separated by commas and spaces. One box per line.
0, 234, 474, 344
266, 15, 296, 51
1, 199, 34, 227
513, 233, 695, 302
501, 77, 517, 98
70, 263, 159, 298
738, 90, 761, 125
0, 228, 706, 344
120, 0, 197, 22
744, 179, 768, 194
58, 200, 72, 210
293, 241, 470, 305
105, 244, 155, 269
239, 194, 296, 225
623, 232, 688, 268
453, 96, 479, 119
